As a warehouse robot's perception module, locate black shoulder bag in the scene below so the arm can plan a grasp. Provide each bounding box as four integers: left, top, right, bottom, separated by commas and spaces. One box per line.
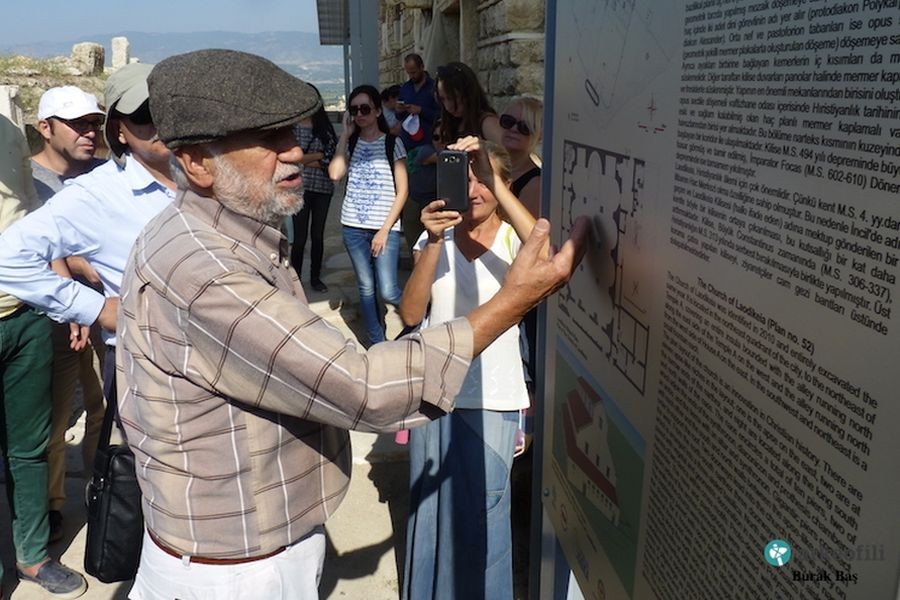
84, 397, 144, 582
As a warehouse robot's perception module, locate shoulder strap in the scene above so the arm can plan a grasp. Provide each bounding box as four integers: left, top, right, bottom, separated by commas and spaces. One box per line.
348, 131, 360, 161
385, 134, 396, 177
97, 392, 119, 452
511, 166, 542, 197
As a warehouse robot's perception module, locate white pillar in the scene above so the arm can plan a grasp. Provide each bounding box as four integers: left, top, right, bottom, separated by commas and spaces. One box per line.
111, 37, 130, 70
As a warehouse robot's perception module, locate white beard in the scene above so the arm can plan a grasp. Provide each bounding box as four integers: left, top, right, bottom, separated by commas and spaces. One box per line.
210, 155, 304, 226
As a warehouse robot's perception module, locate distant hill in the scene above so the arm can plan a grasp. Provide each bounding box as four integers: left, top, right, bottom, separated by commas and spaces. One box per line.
1, 30, 345, 104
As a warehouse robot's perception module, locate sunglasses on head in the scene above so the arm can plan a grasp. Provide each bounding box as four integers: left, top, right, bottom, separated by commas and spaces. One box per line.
349, 104, 373, 117
499, 114, 531, 136
51, 116, 104, 136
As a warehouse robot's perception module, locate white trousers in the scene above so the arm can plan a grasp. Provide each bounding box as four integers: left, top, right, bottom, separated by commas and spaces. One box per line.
128, 527, 325, 600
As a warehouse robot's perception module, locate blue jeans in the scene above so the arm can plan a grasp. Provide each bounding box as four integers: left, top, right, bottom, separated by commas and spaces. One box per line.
341, 226, 403, 346
404, 409, 518, 600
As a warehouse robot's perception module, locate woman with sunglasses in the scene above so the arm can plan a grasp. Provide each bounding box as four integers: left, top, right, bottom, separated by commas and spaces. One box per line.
501, 97, 544, 462
398, 137, 535, 600
329, 85, 408, 346
434, 62, 504, 147
500, 96, 543, 219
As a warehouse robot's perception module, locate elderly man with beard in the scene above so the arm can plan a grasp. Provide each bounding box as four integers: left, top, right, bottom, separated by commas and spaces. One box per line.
118, 49, 587, 600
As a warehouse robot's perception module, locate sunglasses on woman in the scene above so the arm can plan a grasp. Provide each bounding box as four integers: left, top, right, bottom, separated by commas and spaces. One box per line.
349, 104, 373, 117
499, 114, 531, 136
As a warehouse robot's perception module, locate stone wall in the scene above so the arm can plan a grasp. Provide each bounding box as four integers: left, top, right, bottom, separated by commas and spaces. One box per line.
378, 0, 545, 110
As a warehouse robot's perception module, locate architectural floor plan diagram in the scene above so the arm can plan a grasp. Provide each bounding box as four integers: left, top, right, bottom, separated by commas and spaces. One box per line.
557, 140, 651, 395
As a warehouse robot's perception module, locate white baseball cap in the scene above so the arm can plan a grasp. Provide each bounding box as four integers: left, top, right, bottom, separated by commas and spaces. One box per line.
402, 114, 425, 141
38, 86, 104, 120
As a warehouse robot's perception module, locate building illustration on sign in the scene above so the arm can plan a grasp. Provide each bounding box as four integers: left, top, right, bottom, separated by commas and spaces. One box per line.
562, 377, 620, 524
549, 351, 646, 598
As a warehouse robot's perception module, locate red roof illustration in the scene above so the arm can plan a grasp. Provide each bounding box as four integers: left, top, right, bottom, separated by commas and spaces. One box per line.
578, 377, 603, 408
562, 390, 618, 505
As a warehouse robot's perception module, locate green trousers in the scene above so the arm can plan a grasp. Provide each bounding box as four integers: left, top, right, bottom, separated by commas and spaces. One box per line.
0, 306, 52, 578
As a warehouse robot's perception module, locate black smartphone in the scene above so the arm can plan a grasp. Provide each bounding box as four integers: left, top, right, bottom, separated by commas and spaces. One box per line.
437, 150, 470, 212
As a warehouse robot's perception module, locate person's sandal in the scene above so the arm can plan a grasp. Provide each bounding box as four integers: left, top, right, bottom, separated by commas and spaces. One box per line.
16, 560, 87, 599
311, 279, 328, 292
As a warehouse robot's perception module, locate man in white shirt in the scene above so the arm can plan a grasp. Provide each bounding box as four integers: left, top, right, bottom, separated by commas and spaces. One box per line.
0, 63, 177, 400
30, 85, 108, 542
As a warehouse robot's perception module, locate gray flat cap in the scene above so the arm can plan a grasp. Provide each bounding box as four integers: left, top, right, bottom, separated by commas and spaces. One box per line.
148, 49, 321, 148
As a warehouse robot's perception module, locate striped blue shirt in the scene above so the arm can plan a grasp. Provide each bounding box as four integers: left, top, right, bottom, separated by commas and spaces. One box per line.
340, 135, 406, 231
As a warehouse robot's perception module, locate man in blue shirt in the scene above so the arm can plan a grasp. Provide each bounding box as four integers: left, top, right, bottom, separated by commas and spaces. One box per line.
0, 62, 176, 401
396, 53, 440, 152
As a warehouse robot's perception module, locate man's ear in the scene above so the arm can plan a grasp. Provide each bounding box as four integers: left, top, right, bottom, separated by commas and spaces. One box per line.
175, 146, 214, 191
37, 119, 53, 142
115, 119, 128, 146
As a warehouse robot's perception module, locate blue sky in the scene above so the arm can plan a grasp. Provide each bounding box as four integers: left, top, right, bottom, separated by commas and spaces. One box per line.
0, 0, 320, 45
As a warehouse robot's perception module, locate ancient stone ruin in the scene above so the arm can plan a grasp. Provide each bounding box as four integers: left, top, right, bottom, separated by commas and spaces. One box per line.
71, 42, 105, 76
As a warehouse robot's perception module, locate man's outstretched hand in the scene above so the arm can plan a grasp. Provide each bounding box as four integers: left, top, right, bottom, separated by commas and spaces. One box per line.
505, 216, 590, 306
468, 216, 591, 357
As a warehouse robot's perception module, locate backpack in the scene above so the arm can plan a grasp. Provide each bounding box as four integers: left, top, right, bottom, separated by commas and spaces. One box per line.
348, 131, 398, 178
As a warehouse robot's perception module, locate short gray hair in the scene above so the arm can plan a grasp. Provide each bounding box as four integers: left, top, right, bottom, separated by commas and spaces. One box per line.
168, 142, 225, 191
168, 153, 190, 190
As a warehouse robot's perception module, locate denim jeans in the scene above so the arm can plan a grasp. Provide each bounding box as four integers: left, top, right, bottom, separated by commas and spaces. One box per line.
0, 307, 52, 577
341, 226, 403, 346
404, 409, 518, 600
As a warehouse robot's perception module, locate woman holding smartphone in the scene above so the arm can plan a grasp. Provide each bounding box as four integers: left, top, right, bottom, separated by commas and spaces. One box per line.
329, 85, 408, 346
398, 137, 535, 600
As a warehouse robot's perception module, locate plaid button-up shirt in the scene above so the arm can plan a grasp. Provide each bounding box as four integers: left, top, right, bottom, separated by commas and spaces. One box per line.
118, 190, 472, 558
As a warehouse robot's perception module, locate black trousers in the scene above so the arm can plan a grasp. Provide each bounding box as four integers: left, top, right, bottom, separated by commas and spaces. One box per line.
291, 189, 332, 281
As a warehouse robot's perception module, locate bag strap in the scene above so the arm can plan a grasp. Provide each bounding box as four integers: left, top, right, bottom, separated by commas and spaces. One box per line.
347, 130, 360, 161
385, 134, 396, 178
97, 394, 119, 451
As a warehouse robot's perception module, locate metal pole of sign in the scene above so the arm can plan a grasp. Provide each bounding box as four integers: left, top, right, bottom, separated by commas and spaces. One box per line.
532, 0, 560, 598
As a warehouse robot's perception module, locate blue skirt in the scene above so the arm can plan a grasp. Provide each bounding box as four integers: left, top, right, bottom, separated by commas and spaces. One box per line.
403, 408, 518, 600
